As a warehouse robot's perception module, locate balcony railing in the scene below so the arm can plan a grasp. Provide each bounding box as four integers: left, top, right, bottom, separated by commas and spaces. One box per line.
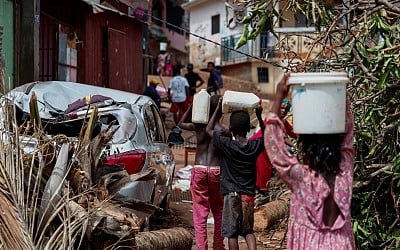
221, 33, 276, 63
221, 35, 249, 63
275, 28, 324, 59
221, 28, 324, 63
260, 33, 276, 59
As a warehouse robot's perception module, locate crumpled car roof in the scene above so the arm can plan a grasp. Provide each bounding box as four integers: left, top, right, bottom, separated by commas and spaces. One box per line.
6, 81, 152, 120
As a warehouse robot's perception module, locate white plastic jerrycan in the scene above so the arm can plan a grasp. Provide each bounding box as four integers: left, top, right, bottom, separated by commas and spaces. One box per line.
222, 90, 260, 114
192, 89, 210, 124
289, 72, 349, 134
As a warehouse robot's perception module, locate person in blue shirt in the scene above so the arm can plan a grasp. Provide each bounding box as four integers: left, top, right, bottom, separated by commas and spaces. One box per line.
207, 62, 221, 96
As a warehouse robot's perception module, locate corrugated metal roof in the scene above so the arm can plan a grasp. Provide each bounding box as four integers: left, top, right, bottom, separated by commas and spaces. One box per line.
81, 0, 133, 17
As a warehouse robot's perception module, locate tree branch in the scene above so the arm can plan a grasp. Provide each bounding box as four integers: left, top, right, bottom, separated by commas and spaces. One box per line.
353, 165, 393, 189
352, 49, 379, 82
375, 0, 400, 14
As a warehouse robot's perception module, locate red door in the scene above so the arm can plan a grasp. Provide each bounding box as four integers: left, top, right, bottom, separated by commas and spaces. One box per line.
107, 28, 127, 90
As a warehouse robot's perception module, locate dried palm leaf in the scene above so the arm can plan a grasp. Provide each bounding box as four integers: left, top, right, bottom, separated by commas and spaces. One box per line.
0, 184, 33, 249
29, 91, 42, 130
0, 87, 92, 249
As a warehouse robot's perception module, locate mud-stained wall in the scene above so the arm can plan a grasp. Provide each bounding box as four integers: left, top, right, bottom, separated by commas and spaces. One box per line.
185, 0, 227, 68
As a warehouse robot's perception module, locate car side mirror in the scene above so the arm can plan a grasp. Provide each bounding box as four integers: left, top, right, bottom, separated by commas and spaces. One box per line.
167, 126, 184, 148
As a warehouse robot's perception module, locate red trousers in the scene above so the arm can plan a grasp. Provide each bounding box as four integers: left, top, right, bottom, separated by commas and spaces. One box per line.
170, 100, 189, 123
190, 166, 224, 250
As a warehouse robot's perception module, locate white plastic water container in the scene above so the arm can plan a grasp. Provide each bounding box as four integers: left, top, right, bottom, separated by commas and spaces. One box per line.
288, 72, 349, 134
192, 89, 210, 124
160, 42, 167, 51
222, 90, 260, 114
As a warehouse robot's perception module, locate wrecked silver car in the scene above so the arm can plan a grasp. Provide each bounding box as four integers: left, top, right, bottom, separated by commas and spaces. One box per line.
3, 81, 176, 218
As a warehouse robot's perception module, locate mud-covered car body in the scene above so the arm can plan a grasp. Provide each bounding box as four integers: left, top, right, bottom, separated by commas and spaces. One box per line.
3, 81, 175, 210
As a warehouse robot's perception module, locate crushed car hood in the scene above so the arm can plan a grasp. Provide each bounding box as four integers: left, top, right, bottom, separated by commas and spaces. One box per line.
6, 81, 151, 119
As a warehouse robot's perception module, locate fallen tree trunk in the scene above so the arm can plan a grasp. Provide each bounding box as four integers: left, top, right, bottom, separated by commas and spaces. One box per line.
135, 227, 193, 250
253, 194, 290, 232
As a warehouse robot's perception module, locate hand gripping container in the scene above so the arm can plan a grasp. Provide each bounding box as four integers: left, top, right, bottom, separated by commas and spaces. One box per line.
192, 89, 210, 124
288, 72, 349, 134
222, 90, 261, 114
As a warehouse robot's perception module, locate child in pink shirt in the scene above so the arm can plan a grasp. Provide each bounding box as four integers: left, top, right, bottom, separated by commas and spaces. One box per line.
264, 73, 356, 249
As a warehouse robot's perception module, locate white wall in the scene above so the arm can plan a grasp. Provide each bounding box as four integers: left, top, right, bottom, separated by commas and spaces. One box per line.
186, 0, 245, 68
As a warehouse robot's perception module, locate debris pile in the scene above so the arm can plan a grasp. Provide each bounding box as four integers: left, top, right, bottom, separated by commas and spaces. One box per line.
0, 86, 192, 248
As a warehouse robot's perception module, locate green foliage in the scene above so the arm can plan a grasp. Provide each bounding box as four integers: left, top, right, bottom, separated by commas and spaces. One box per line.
229, 0, 400, 248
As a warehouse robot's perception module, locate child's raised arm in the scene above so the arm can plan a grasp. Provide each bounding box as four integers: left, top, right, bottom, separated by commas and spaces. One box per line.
271, 73, 290, 115
256, 105, 265, 135
206, 97, 223, 137
178, 104, 195, 131
338, 98, 355, 174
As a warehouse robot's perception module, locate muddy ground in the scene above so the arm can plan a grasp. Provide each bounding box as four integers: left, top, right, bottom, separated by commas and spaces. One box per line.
150, 106, 288, 250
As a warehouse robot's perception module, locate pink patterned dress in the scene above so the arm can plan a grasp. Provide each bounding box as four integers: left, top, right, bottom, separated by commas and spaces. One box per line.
264, 103, 355, 250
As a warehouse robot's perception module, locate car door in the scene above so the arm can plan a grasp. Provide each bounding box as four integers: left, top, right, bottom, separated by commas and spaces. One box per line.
142, 104, 175, 206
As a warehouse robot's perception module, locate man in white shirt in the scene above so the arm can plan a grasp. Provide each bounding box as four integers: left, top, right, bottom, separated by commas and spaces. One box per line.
168, 68, 190, 124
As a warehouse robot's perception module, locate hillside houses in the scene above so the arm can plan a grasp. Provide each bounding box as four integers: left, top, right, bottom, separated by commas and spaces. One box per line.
1, 0, 322, 97
182, 0, 322, 97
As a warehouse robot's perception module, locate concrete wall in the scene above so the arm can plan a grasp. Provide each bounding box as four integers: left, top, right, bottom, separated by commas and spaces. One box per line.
223, 63, 252, 81
185, 0, 239, 68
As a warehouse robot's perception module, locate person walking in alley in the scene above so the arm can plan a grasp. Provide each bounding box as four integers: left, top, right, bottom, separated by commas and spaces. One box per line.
178, 95, 229, 250
206, 98, 265, 250
168, 68, 190, 124
207, 62, 221, 96
264, 73, 356, 249
184, 63, 204, 101
143, 79, 161, 109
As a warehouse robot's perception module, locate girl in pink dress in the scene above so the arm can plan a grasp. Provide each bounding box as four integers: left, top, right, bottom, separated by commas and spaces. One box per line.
264, 73, 356, 250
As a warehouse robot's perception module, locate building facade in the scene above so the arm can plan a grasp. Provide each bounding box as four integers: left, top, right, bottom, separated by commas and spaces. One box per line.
182, 0, 321, 97
1, 0, 148, 94
147, 0, 187, 79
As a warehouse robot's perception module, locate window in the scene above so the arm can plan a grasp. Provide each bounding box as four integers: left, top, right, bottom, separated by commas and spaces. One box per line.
144, 105, 158, 142
259, 19, 277, 58
166, 1, 185, 34
58, 25, 78, 82
144, 104, 165, 142
221, 35, 249, 62
152, 105, 166, 142
211, 15, 220, 34
257, 67, 269, 83
295, 13, 314, 27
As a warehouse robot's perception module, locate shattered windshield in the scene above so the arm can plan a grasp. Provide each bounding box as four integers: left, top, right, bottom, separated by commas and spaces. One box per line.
100, 108, 137, 143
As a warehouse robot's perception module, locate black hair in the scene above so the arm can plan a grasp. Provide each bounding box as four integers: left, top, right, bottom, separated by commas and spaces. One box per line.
187, 63, 193, 70
173, 64, 182, 76
207, 61, 215, 67
282, 102, 291, 113
229, 111, 250, 136
298, 134, 344, 175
